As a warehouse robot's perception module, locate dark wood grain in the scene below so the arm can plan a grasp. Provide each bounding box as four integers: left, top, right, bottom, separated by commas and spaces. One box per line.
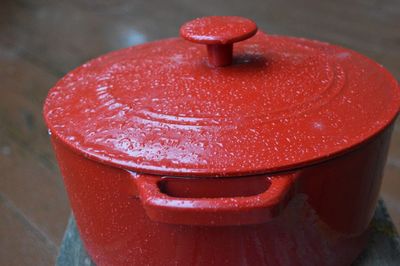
0, 40, 70, 246
0, 194, 56, 266
0, 0, 399, 265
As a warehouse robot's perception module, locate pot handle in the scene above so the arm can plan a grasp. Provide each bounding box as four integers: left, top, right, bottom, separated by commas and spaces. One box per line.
133, 173, 297, 226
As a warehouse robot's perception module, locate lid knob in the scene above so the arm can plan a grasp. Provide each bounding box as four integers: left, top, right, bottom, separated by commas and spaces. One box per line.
180, 16, 258, 67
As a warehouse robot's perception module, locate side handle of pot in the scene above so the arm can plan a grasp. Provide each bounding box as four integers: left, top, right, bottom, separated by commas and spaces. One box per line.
133, 173, 298, 226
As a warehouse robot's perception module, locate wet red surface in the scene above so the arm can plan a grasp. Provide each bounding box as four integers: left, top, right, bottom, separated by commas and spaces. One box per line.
1, 1, 399, 265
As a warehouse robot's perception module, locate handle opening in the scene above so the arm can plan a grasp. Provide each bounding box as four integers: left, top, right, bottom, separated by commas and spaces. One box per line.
133, 172, 298, 225
158, 176, 270, 198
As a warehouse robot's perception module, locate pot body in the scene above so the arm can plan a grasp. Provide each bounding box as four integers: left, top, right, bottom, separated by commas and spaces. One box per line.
51, 123, 394, 266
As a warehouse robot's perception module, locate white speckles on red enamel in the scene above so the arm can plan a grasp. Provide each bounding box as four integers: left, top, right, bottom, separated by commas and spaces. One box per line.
43, 33, 400, 176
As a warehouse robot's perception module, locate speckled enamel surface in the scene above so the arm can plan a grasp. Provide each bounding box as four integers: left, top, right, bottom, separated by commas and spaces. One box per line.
180, 16, 258, 45
43, 32, 400, 176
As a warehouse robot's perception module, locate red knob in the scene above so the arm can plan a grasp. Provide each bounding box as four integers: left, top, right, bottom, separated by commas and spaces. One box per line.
180, 16, 258, 67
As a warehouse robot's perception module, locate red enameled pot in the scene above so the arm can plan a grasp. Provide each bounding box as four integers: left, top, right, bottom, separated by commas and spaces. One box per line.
43, 16, 400, 266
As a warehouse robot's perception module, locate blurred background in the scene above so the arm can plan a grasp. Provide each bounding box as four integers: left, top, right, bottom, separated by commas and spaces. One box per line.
0, 0, 399, 265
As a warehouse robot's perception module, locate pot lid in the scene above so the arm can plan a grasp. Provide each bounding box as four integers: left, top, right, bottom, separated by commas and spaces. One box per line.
43, 16, 400, 177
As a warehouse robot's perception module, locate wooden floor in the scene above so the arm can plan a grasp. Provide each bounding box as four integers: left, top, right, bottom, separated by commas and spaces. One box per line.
0, 0, 399, 265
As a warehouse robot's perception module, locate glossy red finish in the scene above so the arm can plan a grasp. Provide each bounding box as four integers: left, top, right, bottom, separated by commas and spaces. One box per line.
180, 16, 258, 66
135, 172, 296, 226
43, 16, 400, 265
180, 16, 258, 45
43, 20, 400, 177
50, 123, 393, 265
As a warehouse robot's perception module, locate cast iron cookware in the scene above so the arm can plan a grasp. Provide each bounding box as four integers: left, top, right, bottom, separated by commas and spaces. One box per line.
44, 16, 400, 266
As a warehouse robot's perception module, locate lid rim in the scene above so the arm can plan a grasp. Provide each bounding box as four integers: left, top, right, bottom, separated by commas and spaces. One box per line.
47, 113, 398, 177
